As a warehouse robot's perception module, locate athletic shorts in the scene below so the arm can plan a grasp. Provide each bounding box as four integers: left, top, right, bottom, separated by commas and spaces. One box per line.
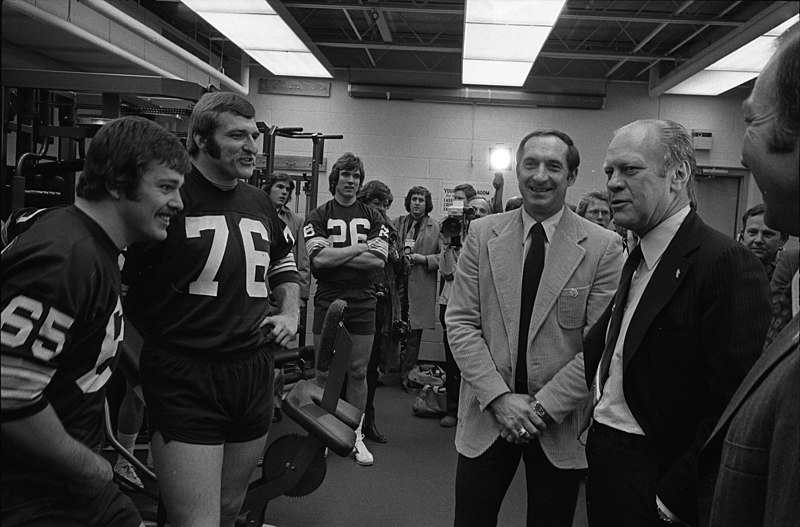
313, 301, 376, 335
140, 344, 275, 444
1, 478, 141, 527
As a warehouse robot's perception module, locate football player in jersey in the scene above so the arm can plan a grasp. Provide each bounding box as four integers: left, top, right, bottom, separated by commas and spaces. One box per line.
304, 152, 389, 466
123, 93, 300, 527
1, 116, 190, 527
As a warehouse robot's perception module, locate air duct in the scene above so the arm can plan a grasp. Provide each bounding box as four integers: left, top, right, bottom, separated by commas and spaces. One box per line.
347, 84, 605, 109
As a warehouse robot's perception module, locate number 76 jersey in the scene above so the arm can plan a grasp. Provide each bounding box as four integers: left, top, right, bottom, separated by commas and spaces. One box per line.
123, 168, 300, 355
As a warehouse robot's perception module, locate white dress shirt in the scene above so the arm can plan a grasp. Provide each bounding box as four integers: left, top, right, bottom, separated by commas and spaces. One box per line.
520, 205, 564, 260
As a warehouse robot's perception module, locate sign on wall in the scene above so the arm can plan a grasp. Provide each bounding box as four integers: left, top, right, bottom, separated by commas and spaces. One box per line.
258, 78, 331, 97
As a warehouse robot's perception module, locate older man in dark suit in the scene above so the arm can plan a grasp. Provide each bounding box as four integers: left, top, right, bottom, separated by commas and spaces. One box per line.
583, 118, 772, 526
697, 25, 799, 527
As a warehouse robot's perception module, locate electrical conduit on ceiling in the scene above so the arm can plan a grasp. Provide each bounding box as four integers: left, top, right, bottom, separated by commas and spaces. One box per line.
4, 0, 180, 80
79, 0, 249, 95
4, 0, 249, 95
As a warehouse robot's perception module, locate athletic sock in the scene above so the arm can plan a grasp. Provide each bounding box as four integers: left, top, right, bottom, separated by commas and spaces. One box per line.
116, 431, 138, 464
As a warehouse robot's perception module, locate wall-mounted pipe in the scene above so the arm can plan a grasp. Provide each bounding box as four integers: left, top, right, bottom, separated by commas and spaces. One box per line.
4, 0, 180, 80
79, 0, 249, 95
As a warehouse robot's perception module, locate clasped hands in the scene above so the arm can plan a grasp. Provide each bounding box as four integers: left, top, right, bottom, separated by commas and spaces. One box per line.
490, 393, 548, 445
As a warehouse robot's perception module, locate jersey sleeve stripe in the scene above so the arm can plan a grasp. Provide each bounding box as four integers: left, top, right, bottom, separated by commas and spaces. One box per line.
1, 357, 54, 403
306, 236, 329, 256
267, 254, 299, 278
368, 238, 389, 259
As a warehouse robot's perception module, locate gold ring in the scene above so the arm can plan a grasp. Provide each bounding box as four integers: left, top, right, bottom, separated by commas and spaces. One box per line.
518, 428, 527, 436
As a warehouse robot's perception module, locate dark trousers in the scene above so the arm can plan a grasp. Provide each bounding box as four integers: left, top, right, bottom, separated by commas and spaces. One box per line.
365, 298, 387, 415
440, 304, 460, 416
586, 422, 668, 527
400, 328, 423, 379
454, 437, 583, 527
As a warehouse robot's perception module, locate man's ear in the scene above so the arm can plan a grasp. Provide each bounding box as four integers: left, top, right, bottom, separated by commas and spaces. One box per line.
670, 160, 690, 193
194, 133, 207, 152
106, 184, 121, 200
567, 169, 578, 186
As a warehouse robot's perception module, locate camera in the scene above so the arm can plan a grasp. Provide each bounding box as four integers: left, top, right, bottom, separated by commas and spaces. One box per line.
375, 282, 389, 300
392, 319, 409, 339
442, 199, 475, 247
387, 230, 401, 261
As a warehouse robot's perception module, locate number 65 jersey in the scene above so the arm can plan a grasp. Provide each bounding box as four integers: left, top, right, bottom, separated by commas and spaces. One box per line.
123, 167, 300, 355
1, 206, 124, 450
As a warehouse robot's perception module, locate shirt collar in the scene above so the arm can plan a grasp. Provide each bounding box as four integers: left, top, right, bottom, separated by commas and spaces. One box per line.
638, 206, 691, 270
521, 205, 564, 244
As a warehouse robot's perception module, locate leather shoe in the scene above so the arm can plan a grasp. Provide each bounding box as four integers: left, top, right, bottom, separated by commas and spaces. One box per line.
364, 419, 388, 443
439, 415, 457, 428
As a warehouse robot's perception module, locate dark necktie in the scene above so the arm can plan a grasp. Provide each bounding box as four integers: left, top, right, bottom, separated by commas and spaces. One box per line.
516, 222, 546, 393
597, 243, 644, 390
764, 283, 794, 349
413, 218, 422, 239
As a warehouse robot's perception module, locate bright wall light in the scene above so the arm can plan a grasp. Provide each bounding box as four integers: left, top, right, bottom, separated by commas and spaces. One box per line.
462, 0, 567, 87
181, 0, 332, 79
489, 144, 513, 171
665, 15, 798, 96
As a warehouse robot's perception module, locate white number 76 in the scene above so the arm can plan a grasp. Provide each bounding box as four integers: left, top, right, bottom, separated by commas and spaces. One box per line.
186, 216, 271, 298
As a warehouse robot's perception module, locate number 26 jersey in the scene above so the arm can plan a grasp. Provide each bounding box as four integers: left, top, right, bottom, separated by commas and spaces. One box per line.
304, 198, 388, 305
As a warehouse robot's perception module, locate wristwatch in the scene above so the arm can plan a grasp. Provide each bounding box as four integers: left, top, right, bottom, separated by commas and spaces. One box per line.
532, 398, 554, 425
657, 506, 677, 524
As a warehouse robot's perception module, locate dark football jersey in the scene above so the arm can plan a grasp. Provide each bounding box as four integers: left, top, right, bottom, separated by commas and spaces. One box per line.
1, 206, 64, 251
304, 198, 389, 305
1, 205, 124, 451
123, 167, 300, 355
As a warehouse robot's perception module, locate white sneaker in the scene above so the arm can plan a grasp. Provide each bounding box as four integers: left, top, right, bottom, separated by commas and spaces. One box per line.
353, 438, 373, 466
114, 461, 143, 487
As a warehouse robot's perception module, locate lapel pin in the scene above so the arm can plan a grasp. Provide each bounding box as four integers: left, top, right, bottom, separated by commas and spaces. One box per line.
675, 269, 681, 279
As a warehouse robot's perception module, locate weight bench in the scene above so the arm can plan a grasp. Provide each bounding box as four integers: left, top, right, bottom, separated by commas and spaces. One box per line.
237, 299, 359, 526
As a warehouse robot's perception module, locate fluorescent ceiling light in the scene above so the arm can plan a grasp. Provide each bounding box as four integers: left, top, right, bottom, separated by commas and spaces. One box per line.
181, 0, 332, 79
465, 0, 564, 26
706, 36, 775, 72
200, 13, 307, 51
462, 0, 567, 87
463, 24, 550, 61
463, 59, 533, 86
666, 15, 798, 96
248, 50, 331, 78
665, 71, 758, 96
183, 0, 274, 14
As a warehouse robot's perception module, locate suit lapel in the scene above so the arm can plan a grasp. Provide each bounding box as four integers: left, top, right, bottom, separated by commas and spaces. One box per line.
488, 212, 524, 361
622, 212, 699, 370
529, 210, 586, 340
705, 314, 799, 447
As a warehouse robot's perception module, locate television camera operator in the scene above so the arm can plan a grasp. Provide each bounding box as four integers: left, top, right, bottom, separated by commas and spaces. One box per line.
438, 193, 490, 427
